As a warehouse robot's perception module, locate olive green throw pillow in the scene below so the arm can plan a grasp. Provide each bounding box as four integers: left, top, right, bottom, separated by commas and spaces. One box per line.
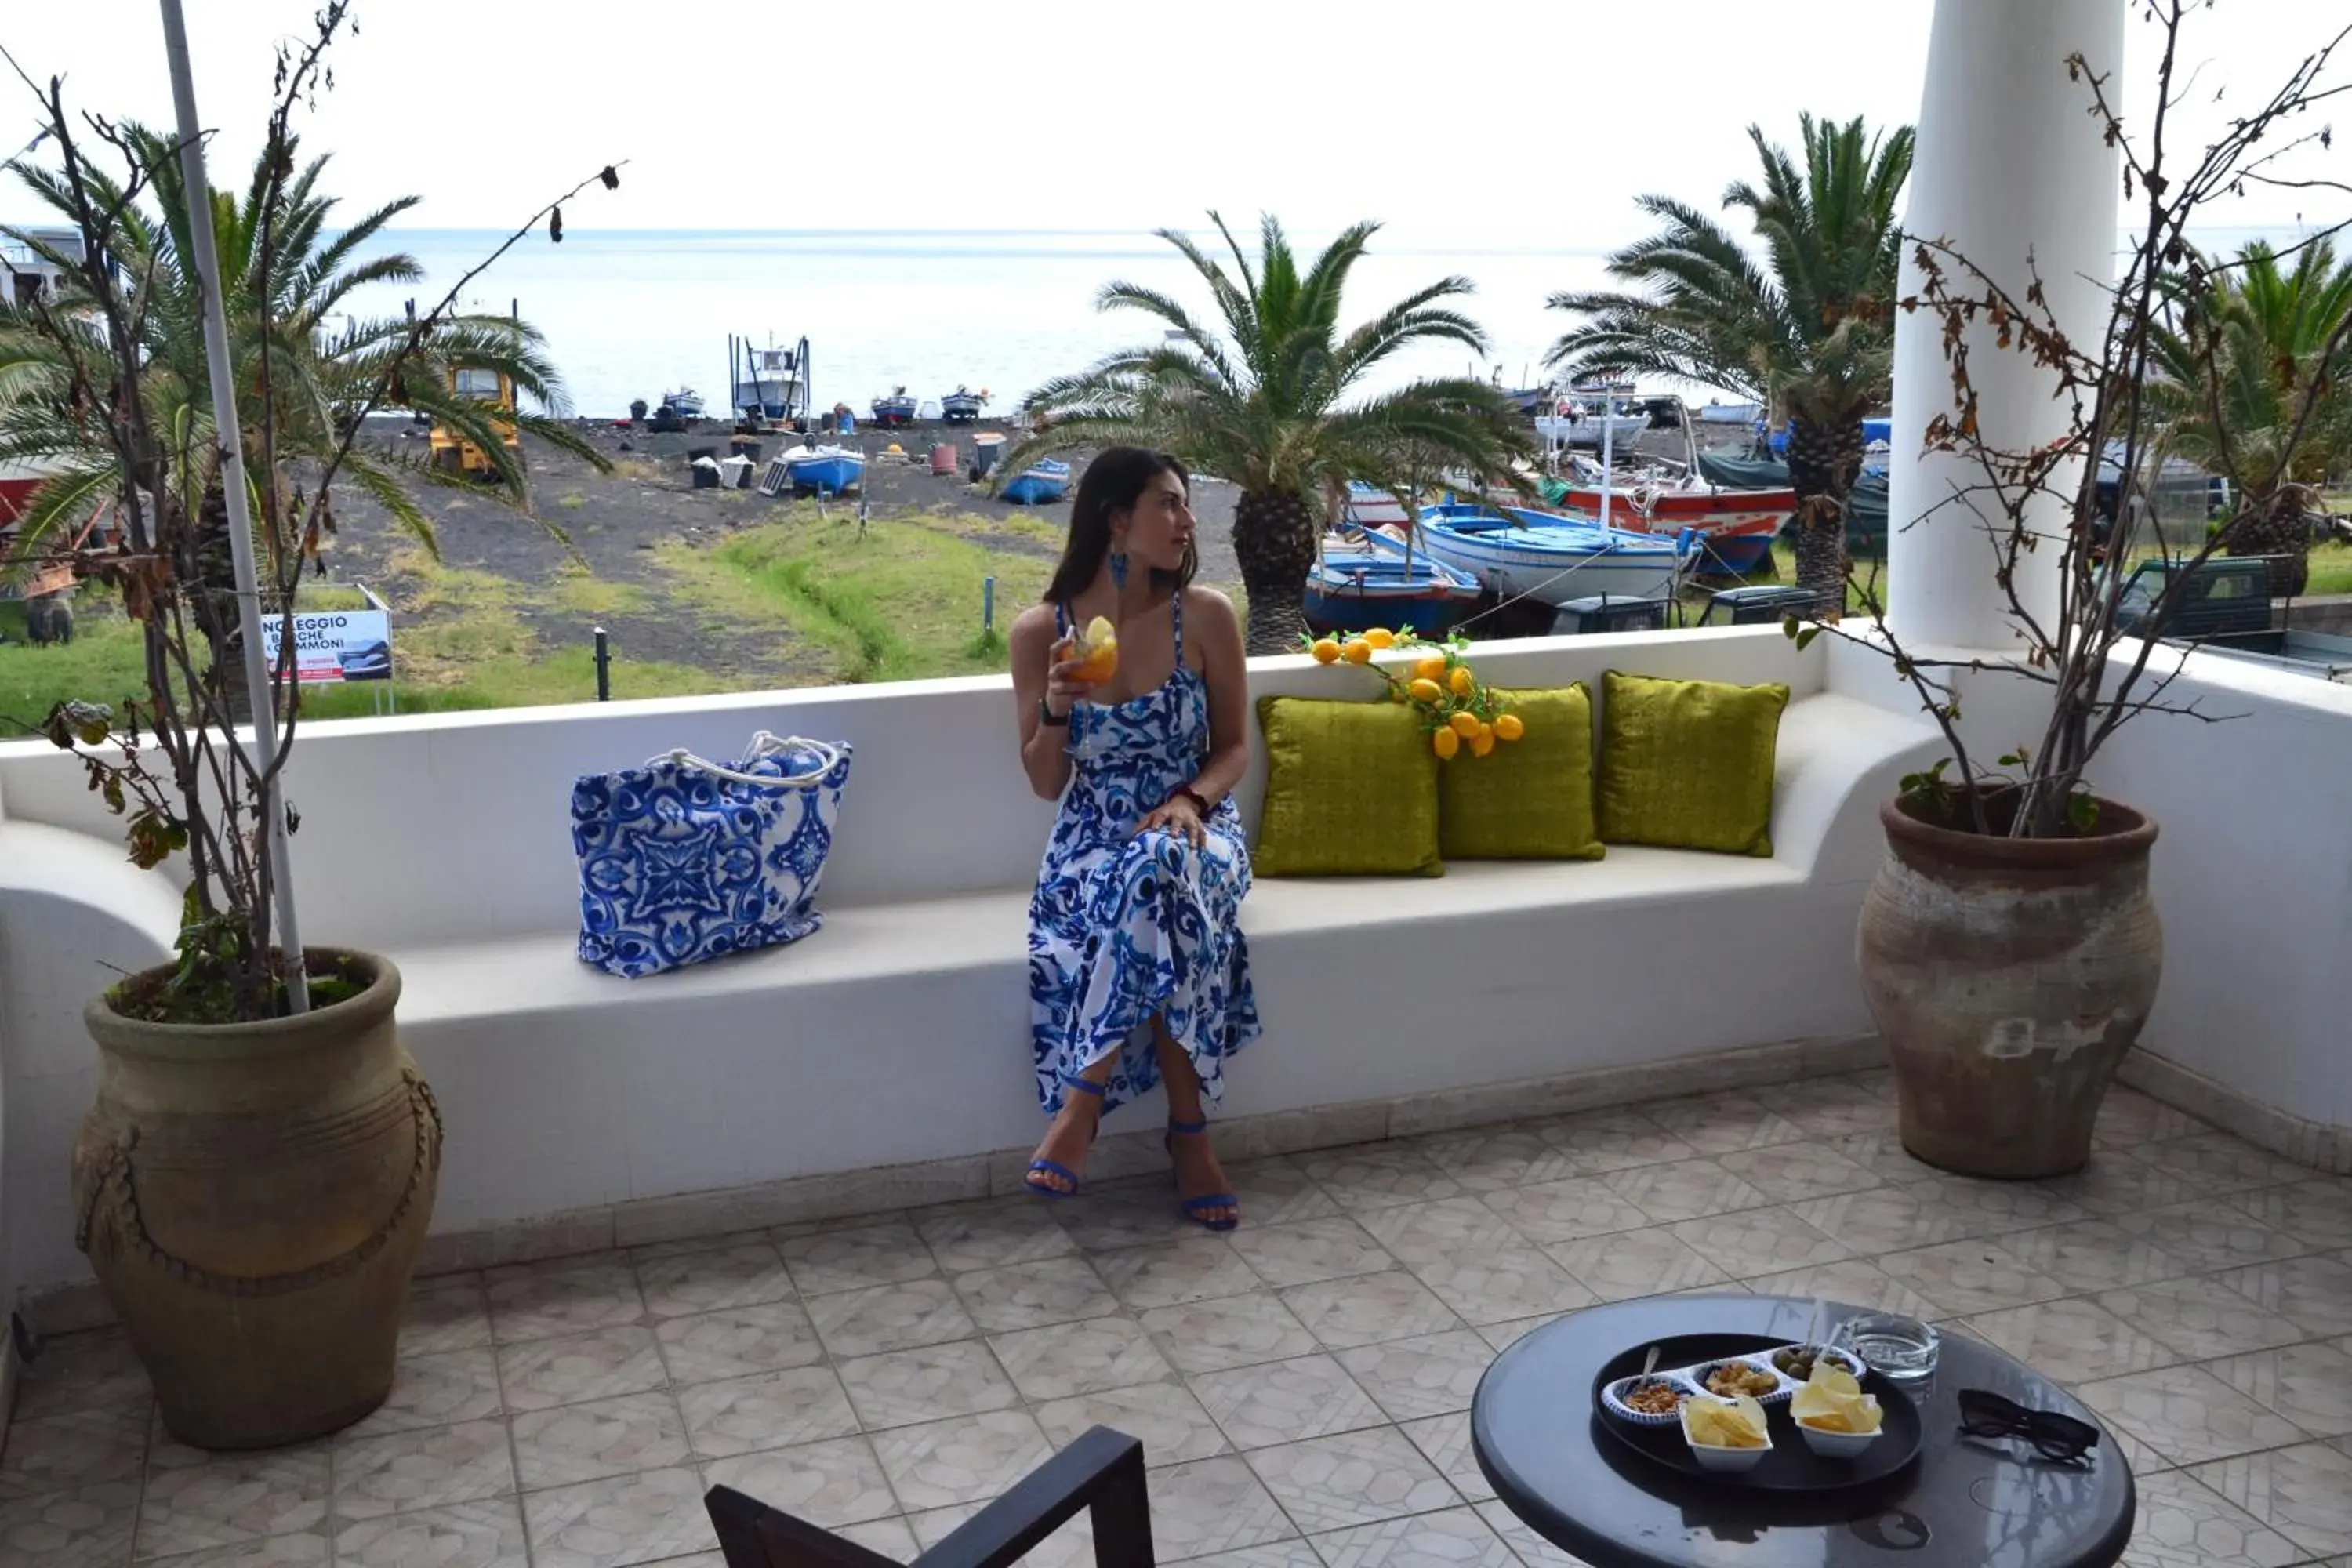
1253, 697, 1443, 877
1597, 670, 1788, 856
1439, 684, 1606, 861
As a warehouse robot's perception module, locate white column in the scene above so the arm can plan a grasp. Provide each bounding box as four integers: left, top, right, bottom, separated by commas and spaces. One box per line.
1886, 0, 2124, 649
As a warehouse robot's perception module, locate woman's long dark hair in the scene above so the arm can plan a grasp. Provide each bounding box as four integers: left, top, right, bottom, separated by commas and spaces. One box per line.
1041, 447, 1198, 606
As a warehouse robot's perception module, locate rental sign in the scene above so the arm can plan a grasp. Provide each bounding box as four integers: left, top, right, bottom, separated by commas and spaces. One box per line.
260, 608, 392, 684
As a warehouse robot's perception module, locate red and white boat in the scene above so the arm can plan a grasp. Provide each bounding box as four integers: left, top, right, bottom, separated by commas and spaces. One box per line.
1548, 474, 1793, 574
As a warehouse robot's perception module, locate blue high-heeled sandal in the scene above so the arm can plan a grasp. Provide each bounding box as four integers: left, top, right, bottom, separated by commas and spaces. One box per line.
1026, 1076, 1105, 1200
1165, 1118, 1239, 1232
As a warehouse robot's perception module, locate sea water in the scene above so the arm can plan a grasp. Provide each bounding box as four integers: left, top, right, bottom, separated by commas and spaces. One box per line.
336, 223, 2306, 426
336, 228, 1617, 423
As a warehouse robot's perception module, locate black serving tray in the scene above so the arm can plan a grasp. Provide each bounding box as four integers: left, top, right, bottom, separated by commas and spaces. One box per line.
1589, 1331, 1924, 1493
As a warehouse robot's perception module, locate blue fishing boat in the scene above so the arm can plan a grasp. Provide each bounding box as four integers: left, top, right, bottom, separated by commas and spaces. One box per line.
782, 445, 865, 495
1000, 458, 1072, 506
870, 389, 918, 427
1416, 502, 1697, 604
1305, 528, 1481, 637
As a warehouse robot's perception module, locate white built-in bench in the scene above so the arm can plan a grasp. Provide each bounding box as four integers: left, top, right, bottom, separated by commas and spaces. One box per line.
0, 625, 1938, 1304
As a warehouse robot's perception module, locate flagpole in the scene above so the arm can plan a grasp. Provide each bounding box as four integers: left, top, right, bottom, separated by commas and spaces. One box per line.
157, 0, 309, 1012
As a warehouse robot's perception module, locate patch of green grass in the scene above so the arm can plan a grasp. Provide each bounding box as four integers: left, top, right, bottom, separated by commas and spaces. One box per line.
663, 506, 1053, 684
0, 601, 153, 731
547, 562, 648, 619
556, 492, 586, 510
294, 647, 747, 717
2304, 540, 2352, 597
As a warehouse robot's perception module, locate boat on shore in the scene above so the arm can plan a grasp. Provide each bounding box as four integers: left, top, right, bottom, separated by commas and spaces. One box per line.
1544, 471, 1793, 575
1416, 502, 1695, 604
870, 389, 918, 427
1697, 400, 1765, 425
730, 336, 811, 423
659, 388, 706, 419
1000, 458, 1072, 506
1341, 481, 1414, 533
1306, 526, 1481, 637
942, 387, 987, 423
782, 445, 865, 495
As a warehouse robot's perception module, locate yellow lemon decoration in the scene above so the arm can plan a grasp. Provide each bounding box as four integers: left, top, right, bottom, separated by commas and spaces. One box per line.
1304, 629, 1513, 764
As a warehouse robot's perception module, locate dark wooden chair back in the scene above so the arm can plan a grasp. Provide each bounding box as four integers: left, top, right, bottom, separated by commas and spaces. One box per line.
706, 1424, 1153, 1567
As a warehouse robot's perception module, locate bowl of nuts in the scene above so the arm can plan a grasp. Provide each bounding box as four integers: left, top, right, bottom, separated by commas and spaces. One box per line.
1697, 1357, 1791, 1404
1601, 1374, 1700, 1428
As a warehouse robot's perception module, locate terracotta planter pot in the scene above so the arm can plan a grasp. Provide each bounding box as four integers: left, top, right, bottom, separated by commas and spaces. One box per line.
1857, 795, 2161, 1179
73, 950, 441, 1450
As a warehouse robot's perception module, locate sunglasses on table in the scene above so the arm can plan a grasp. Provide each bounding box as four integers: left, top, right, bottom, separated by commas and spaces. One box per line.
1958, 1388, 2101, 1464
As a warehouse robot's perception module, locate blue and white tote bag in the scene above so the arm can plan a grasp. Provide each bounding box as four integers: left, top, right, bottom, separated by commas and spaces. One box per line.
572, 731, 854, 978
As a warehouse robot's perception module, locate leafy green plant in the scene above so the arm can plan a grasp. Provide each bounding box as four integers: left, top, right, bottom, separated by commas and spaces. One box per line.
1549, 114, 1915, 613
0, 9, 622, 1020
1000, 215, 1535, 653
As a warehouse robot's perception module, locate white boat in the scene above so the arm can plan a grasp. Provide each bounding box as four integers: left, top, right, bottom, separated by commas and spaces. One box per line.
1697, 400, 1766, 425
731, 336, 811, 423
1415, 502, 1696, 604
1341, 481, 1415, 532
659, 388, 706, 419
1536, 390, 1651, 450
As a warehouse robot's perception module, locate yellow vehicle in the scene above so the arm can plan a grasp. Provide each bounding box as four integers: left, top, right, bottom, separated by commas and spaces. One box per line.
428, 365, 519, 477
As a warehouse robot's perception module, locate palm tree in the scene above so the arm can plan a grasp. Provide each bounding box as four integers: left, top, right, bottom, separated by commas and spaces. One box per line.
0, 126, 601, 580
1548, 114, 1915, 610
2151, 238, 2352, 597
1004, 214, 1534, 652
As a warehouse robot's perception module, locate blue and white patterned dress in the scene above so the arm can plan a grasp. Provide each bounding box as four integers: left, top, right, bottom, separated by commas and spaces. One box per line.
1029, 594, 1261, 1116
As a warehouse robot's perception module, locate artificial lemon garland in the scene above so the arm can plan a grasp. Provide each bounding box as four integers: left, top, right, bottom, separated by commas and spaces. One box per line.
1301, 627, 1526, 760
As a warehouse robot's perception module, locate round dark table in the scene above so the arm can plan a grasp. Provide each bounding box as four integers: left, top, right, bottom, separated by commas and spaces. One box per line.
1472, 1295, 2135, 1568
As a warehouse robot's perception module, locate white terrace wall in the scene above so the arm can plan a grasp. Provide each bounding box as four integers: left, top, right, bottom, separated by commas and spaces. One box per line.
1, 626, 1939, 1311
2091, 648, 2352, 1156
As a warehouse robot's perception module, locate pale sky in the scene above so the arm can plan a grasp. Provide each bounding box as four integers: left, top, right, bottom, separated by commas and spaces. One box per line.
3, 2, 2342, 250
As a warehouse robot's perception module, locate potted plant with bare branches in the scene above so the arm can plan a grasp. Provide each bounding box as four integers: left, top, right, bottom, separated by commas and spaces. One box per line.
0, 9, 619, 1447
1791, 8, 2352, 1178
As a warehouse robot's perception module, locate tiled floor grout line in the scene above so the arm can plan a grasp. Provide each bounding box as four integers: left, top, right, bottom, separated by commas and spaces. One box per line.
485, 1287, 539, 1568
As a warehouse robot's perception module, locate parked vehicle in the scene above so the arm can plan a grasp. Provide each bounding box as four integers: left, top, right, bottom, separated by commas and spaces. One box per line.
429, 365, 518, 477
2115, 556, 2352, 682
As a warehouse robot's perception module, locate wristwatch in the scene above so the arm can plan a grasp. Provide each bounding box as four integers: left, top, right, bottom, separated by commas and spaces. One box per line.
1037, 697, 1070, 728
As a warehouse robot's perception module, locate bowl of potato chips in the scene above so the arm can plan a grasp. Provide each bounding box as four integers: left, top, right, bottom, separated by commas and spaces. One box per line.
1789, 1361, 1886, 1459
1679, 1392, 1773, 1472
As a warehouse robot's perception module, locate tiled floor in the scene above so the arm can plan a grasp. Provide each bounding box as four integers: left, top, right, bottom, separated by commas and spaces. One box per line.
5, 1069, 2350, 1567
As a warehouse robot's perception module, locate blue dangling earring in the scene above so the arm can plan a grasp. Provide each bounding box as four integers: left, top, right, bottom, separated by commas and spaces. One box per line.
1108, 545, 1130, 592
